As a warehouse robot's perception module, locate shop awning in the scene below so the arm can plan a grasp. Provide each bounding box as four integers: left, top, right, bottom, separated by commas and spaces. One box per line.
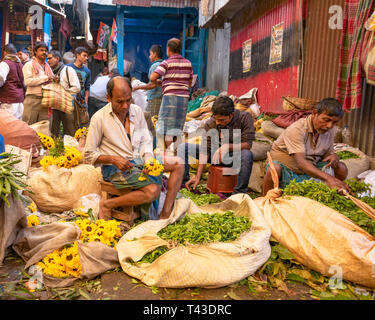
26, 0, 66, 18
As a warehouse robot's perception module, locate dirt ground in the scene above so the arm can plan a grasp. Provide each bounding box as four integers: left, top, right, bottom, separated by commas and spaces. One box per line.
0, 251, 316, 301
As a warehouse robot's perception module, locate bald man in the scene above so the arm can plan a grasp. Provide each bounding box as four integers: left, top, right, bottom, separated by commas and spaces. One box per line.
149, 38, 193, 153
83, 76, 185, 220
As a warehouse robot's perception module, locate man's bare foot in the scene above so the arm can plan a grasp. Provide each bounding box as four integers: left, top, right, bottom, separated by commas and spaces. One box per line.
99, 200, 112, 220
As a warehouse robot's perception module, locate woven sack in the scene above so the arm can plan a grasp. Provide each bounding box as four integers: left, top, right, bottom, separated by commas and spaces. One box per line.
41, 83, 74, 114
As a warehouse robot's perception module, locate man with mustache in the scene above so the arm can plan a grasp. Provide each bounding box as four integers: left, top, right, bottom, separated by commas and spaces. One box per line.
22, 41, 54, 125
262, 98, 350, 195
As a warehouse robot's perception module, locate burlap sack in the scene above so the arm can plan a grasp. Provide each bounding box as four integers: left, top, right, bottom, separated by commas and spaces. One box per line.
252, 141, 272, 161
248, 160, 266, 193
261, 120, 285, 139
29, 120, 51, 137
26, 164, 102, 213
117, 194, 271, 288
335, 145, 370, 179
253, 157, 375, 288
0, 195, 27, 265
13, 222, 119, 288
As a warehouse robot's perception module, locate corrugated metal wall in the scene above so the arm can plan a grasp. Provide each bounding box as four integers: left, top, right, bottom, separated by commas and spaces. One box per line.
206, 22, 231, 92
113, 0, 200, 8
301, 0, 344, 100
227, 0, 301, 113
343, 79, 375, 157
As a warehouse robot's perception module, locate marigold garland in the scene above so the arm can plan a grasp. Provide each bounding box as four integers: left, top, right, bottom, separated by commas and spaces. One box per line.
27, 214, 40, 227
138, 158, 164, 181
74, 127, 89, 141
36, 219, 123, 278
37, 132, 55, 150
40, 147, 82, 170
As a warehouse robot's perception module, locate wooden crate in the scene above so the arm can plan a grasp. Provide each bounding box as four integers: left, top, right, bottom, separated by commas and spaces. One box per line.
100, 181, 140, 225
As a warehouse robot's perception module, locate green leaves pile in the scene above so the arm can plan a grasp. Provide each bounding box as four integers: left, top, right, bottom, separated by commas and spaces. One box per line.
136, 211, 251, 264
179, 188, 222, 206
0, 152, 28, 207
336, 151, 360, 160
283, 179, 375, 237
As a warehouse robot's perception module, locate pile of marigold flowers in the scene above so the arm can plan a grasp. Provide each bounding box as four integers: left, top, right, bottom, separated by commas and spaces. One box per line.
27, 214, 40, 227
36, 218, 122, 278
138, 158, 164, 181
40, 147, 82, 170
37, 132, 55, 150
74, 127, 89, 140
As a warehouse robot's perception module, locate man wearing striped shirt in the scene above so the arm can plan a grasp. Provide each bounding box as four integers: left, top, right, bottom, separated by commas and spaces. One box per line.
150, 38, 193, 153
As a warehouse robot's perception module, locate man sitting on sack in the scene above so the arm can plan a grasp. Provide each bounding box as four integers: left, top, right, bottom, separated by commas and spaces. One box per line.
262, 98, 351, 195
178, 96, 255, 194
83, 76, 185, 220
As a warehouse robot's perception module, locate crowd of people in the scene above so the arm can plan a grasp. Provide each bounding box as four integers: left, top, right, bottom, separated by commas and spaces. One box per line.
0, 37, 352, 221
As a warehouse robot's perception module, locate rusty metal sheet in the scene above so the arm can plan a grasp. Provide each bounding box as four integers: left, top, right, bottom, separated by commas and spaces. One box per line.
301, 0, 345, 100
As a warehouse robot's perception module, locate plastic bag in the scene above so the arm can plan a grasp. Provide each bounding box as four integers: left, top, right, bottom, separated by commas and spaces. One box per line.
131, 79, 148, 110
74, 193, 101, 219
63, 135, 79, 148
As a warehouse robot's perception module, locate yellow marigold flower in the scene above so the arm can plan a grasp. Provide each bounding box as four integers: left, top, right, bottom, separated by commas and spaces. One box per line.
27, 214, 40, 227
28, 201, 37, 213
138, 175, 147, 181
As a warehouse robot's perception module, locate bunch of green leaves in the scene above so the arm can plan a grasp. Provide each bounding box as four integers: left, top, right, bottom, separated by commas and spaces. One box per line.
158, 211, 251, 245
48, 136, 65, 158
0, 152, 29, 207
179, 188, 221, 206
336, 151, 360, 160
283, 180, 375, 237
137, 246, 168, 264
344, 178, 371, 196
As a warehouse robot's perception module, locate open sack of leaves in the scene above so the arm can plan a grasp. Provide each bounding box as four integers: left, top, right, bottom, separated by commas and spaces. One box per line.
116, 194, 271, 288
254, 152, 375, 288
12, 214, 127, 288
26, 134, 101, 213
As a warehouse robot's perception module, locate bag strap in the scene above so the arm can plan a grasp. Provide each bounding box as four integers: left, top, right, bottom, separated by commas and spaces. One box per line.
66, 66, 71, 89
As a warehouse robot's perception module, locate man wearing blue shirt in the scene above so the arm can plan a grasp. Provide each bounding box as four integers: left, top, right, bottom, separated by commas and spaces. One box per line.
133, 44, 163, 117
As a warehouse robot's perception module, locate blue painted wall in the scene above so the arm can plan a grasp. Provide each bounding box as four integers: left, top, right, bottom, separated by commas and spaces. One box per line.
123, 32, 179, 82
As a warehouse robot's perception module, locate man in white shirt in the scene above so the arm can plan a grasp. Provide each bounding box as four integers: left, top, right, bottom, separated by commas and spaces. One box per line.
88, 68, 119, 119
0, 44, 25, 120
47, 50, 81, 137
84, 76, 184, 220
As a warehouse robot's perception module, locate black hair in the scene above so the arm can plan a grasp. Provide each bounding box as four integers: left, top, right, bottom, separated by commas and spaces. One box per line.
49, 50, 62, 62
4, 43, 17, 55
110, 68, 120, 78
34, 41, 48, 53
315, 98, 344, 118
150, 44, 163, 59
167, 38, 181, 54
74, 46, 88, 55
212, 96, 235, 116
107, 76, 132, 98
19, 49, 30, 55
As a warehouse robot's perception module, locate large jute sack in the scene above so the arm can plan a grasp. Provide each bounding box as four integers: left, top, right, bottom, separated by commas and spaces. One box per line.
117, 194, 271, 288
248, 160, 267, 193
26, 164, 102, 213
253, 157, 375, 288
30, 120, 51, 137
0, 195, 27, 265
334, 145, 370, 179
261, 120, 285, 139
13, 222, 119, 288
252, 141, 272, 161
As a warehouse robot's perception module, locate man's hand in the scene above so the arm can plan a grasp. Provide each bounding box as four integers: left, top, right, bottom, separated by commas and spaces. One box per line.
322, 154, 339, 169
325, 175, 351, 193
212, 145, 230, 165
53, 75, 60, 83
133, 87, 140, 91
111, 156, 134, 171
185, 176, 200, 191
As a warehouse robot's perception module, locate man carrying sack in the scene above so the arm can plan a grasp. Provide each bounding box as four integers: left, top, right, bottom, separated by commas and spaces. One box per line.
22, 41, 54, 125
263, 98, 351, 195
47, 50, 81, 137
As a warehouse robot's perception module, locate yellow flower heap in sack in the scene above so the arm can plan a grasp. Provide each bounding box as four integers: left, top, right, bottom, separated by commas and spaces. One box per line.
37, 132, 55, 150
138, 158, 164, 181
74, 127, 89, 141
39, 136, 82, 170
27, 214, 40, 227
37, 219, 122, 278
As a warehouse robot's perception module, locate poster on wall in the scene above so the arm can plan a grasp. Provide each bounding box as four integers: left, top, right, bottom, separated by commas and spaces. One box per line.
269, 22, 284, 65
242, 39, 252, 73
